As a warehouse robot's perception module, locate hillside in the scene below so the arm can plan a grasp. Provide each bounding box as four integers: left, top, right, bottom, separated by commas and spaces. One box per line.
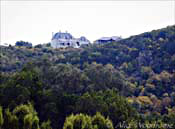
0, 25, 175, 129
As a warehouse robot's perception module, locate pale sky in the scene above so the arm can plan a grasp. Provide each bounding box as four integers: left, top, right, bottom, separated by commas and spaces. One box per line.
1, 1, 175, 45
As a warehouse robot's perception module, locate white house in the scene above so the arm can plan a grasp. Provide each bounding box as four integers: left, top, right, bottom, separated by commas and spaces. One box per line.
51, 31, 90, 48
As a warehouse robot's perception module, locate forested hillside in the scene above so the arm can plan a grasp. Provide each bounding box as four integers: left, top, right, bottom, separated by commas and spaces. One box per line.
0, 25, 175, 129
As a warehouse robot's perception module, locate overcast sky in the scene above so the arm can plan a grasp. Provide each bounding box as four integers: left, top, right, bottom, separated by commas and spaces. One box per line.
1, 1, 175, 45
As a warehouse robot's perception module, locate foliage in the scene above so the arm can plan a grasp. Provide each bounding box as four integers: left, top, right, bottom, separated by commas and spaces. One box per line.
63, 112, 114, 129
0, 107, 3, 128
15, 40, 32, 48
0, 25, 175, 129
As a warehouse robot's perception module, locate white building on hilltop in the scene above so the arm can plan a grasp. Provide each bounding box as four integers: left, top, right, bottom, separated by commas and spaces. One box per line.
51, 31, 90, 48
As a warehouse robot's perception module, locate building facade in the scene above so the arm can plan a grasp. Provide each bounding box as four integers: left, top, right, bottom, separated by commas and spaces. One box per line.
94, 36, 122, 44
51, 31, 90, 48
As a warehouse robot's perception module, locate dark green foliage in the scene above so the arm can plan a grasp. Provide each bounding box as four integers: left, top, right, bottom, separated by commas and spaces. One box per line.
75, 90, 137, 126
0, 65, 137, 129
15, 40, 32, 48
0, 66, 42, 108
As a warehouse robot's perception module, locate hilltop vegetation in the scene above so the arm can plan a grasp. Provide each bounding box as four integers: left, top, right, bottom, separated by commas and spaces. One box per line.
0, 25, 175, 129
